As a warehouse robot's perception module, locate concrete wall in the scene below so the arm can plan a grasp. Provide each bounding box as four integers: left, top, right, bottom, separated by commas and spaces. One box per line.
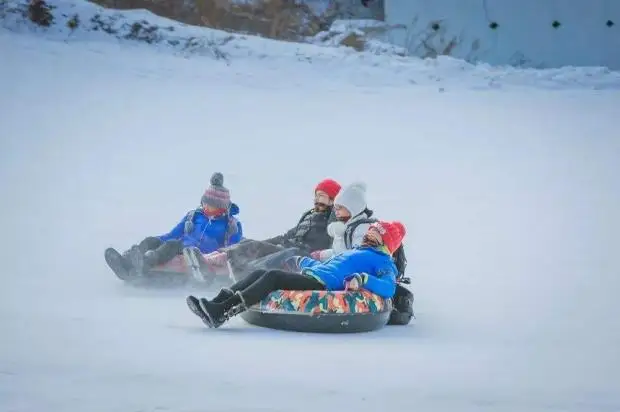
384, 0, 619, 69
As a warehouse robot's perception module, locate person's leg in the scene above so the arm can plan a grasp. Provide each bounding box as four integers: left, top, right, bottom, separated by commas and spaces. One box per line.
228, 240, 284, 272
210, 269, 267, 303
199, 270, 324, 327
104, 247, 133, 279
237, 269, 324, 307
137, 236, 163, 253
106, 237, 173, 278
146, 239, 183, 266
132, 239, 183, 272
121, 236, 164, 273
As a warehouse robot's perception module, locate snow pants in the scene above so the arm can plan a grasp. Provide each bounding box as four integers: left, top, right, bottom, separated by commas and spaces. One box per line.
224, 239, 309, 278
136, 236, 183, 268
232, 269, 325, 307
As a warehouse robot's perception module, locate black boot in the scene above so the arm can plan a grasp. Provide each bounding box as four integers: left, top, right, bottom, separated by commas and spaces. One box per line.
131, 241, 180, 275
104, 247, 133, 280
186, 295, 213, 327
199, 291, 247, 328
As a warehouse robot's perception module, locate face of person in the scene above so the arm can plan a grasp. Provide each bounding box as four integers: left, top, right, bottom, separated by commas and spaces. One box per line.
334, 204, 352, 222
314, 190, 333, 212
202, 203, 224, 217
361, 227, 383, 248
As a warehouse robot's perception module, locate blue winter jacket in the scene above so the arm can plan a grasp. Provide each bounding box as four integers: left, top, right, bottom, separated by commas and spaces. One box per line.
298, 246, 397, 299
158, 203, 243, 254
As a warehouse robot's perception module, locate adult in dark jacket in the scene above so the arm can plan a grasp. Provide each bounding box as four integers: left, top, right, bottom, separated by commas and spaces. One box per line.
186, 220, 407, 328
262, 178, 341, 252
104, 173, 243, 280
201, 178, 342, 279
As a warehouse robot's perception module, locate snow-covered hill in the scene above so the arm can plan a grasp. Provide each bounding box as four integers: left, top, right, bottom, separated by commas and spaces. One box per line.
2, 0, 620, 90
1, 1, 620, 411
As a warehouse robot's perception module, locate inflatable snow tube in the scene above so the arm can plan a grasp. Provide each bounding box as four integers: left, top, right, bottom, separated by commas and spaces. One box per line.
129, 255, 191, 288
240, 289, 392, 333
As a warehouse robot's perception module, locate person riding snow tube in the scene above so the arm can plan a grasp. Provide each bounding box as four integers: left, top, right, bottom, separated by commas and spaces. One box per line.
104, 172, 243, 287
186, 220, 406, 333
309, 181, 415, 326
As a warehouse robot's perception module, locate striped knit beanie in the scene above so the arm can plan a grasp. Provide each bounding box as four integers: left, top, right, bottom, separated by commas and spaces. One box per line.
201, 172, 231, 210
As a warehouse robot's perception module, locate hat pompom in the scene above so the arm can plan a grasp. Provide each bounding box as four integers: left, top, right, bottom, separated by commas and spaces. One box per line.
210, 172, 224, 187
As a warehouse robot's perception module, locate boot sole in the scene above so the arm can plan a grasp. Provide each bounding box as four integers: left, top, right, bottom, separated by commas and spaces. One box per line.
186, 296, 213, 328
199, 298, 224, 328
104, 248, 131, 281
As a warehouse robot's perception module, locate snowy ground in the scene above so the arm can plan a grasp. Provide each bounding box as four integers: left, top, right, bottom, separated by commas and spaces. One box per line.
1, 6, 620, 412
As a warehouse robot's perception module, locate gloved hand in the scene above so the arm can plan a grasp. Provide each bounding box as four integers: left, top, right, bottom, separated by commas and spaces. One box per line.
344, 273, 368, 291
283, 255, 303, 272
310, 250, 323, 260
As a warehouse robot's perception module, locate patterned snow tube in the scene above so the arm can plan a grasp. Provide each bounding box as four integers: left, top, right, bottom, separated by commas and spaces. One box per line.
240, 289, 392, 333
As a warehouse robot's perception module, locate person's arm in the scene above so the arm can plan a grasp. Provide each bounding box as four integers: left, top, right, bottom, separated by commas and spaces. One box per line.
158, 215, 187, 242
263, 225, 296, 246
344, 265, 397, 299
227, 219, 243, 245
350, 223, 371, 248
298, 255, 322, 270
315, 248, 335, 261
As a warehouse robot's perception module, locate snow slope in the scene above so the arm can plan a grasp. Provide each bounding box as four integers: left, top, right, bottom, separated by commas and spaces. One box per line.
1, 3, 620, 412
385, 0, 620, 70
2, 0, 620, 90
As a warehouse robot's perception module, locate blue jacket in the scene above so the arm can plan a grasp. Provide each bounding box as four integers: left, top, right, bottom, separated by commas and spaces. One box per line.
158, 203, 243, 254
298, 246, 397, 299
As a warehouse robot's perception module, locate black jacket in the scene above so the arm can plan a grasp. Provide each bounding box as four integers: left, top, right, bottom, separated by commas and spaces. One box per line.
264, 207, 335, 253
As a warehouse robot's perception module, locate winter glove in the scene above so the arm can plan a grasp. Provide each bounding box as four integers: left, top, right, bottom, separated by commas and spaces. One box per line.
283, 255, 303, 272
310, 250, 322, 260
344, 273, 369, 291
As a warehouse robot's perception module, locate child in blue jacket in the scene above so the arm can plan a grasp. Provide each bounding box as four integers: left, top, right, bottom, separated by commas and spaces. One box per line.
105, 172, 243, 279
187, 220, 406, 328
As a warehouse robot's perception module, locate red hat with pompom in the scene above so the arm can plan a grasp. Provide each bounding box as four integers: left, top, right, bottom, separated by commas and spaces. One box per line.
315, 178, 341, 199
369, 220, 406, 254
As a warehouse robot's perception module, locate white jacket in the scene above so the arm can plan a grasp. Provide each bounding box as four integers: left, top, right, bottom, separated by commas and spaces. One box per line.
314, 181, 372, 261
316, 211, 373, 261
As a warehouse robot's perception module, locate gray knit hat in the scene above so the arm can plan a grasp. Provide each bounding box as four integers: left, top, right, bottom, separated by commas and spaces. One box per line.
201, 172, 231, 209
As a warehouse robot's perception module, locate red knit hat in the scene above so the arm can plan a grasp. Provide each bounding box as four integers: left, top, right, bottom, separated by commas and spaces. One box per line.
369, 220, 406, 254
315, 179, 341, 199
